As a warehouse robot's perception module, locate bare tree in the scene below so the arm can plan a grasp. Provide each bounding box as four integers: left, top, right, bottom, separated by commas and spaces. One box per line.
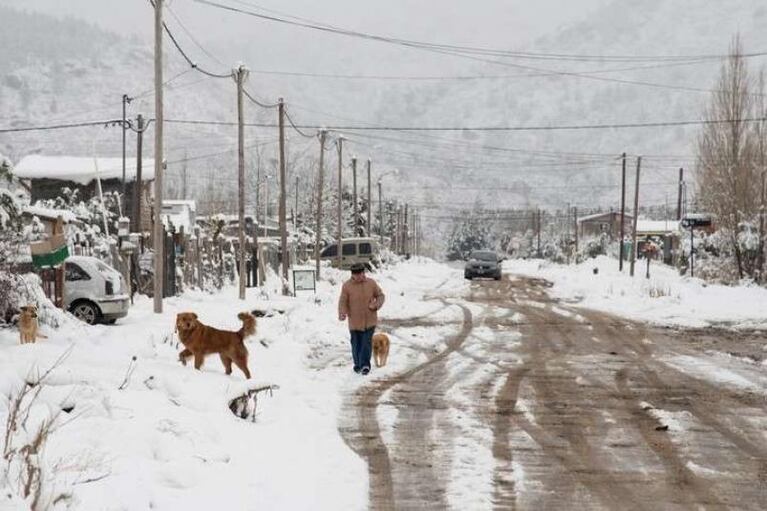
696, 36, 762, 279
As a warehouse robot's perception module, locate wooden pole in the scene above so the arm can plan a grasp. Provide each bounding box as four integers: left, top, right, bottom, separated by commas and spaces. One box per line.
629, 156, 642, 277
236, 65, 248, 301
574, 206, 578, 264
153, 0, 164, 313
336, 137, 344, 269
278, 98, 289, 295
366, 159, 372, 236
315, 130, 326, 280
352, 157, 358, 236
619, 152, 627, 271
676, 167, 684, 221
378, 180, 383, 246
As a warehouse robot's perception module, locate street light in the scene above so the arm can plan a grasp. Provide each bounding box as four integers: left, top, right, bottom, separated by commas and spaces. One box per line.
377, 169, 399, 247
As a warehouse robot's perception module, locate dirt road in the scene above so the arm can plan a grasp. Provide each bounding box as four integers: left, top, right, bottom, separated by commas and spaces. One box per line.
339, 274, 767, 510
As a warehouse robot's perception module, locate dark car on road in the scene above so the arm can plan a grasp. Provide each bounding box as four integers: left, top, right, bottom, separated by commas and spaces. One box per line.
464, 250, 502, 280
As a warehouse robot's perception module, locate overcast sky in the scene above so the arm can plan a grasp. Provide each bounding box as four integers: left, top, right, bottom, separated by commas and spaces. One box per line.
0, 0, 609, 73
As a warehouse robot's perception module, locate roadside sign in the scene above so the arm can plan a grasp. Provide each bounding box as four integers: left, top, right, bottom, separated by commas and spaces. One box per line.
681, 214, 712, 228
292, 269, 316, 294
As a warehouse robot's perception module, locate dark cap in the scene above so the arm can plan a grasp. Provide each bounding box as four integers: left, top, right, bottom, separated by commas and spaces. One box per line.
350, 263, 366, 274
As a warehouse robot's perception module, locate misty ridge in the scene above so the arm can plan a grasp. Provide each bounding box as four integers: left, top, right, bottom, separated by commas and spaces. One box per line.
0, 0, 765, 214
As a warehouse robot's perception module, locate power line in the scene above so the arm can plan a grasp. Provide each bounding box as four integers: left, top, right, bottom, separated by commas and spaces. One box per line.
197, 0, 765, 63
149, 0, 232, 79
191, 0, 767, 96
0, 119, 125, 134
164, 116, 767, 132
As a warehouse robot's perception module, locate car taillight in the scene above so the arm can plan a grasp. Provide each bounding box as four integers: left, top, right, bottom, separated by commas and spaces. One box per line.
105, 279, 114, 295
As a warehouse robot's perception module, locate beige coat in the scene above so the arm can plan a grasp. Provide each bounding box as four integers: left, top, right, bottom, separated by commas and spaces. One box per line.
338, 277, 385, 331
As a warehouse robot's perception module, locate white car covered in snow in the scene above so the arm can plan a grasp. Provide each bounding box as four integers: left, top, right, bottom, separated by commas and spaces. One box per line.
64, 256, 130, 325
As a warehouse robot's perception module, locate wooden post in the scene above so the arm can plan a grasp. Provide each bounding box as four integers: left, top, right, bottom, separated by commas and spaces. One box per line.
235, 65, 248, 300
676, 167, 684, 221
278, 98, 289, 295
574, 206, 579, 264
629, 156, 642, 277
336, 137, 344, 269
536, 208, 541, 258
366, 159, 372, 236
133, 114, 144, 233
153, 0, 165, 313
315, 130, 326, 280
352, 157, 358, 236
619, 152, 627, 271
195, 227, 202, 289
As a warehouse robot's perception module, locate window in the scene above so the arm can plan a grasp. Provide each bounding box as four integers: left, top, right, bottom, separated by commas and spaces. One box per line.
342, 244, 356, 256
359, 243, 372, 255
65, 263, 90, 282
320, 245, 337, 257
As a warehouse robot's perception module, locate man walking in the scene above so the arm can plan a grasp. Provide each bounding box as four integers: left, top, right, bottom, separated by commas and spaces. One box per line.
338, 263, 385, 375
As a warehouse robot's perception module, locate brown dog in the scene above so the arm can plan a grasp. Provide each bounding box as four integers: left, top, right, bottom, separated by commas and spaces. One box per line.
372, 332, 390, 368
19, 305, 47, 344
175, 312, 256, 378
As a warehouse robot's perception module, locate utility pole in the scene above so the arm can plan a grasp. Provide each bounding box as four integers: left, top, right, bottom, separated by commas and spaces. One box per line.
366, 159, 372, 236
574, 206, 578, 264
629, 156, 642, 277
153, 0, 164, 314
404, 203, 409, 255
676, 167, 684, 221
121, 94, 131, 198
395, 205, 401, 254
336, 136, 344, 269
295, 175, 299, 228
378, 180, 383, 246
182, 150, 188, 199
536, 208, 541, 258
278, 98, 288, 295
351, 157, 358, 237
263, 178, 269, 237
619, 152, 627, 271
133, 114, 145, 233
235, 64, 248, 301
315, 130, 326, 280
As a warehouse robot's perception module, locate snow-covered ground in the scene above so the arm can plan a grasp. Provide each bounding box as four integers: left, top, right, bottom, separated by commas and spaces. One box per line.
0, 258, 465, 510
505, 256, 767, 328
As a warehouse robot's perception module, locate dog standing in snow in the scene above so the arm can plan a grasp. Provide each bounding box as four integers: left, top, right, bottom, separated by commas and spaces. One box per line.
19, 305, 46, 344
175, 311, 255, 378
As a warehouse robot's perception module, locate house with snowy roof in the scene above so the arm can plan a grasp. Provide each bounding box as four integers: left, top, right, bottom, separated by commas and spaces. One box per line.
14, 155, 155, 231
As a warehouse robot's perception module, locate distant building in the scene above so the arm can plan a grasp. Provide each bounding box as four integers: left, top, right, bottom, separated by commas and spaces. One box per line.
14, 155, 155, 231
636, 219, 681, 265
577, 211, 634, 240
161, 200, 196, 234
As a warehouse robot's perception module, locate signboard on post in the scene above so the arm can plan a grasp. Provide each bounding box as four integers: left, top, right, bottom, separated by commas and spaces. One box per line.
680, 214, 712, 278
292, 269, 316, 295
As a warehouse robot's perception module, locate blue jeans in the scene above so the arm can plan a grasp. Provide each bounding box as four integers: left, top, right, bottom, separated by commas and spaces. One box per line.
349, 327, 375, 371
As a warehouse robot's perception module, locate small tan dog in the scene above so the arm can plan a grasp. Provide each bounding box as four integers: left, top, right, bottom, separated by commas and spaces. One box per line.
372, 332, 390, 368
19, 305, 46, 344
175, 311, 256, 378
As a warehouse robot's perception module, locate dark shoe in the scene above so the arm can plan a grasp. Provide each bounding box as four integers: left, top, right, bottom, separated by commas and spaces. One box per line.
353, 366, 361, 374
361, 367, 370, 375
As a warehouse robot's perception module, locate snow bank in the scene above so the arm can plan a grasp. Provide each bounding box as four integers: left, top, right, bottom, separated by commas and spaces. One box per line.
505, 256, 767, 328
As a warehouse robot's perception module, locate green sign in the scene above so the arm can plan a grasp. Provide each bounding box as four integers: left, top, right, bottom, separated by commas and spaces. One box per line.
32, 245, 69, 269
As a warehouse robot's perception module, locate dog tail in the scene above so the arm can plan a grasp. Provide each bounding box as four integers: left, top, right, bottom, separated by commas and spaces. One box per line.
237, 312, 256, 339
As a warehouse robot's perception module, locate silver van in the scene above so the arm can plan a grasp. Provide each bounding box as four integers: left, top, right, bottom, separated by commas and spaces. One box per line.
320, 237, 379, 270
64, 256, 130, 325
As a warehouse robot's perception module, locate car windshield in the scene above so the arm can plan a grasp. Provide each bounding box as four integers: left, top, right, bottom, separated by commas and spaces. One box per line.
470, 252, 497, 261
